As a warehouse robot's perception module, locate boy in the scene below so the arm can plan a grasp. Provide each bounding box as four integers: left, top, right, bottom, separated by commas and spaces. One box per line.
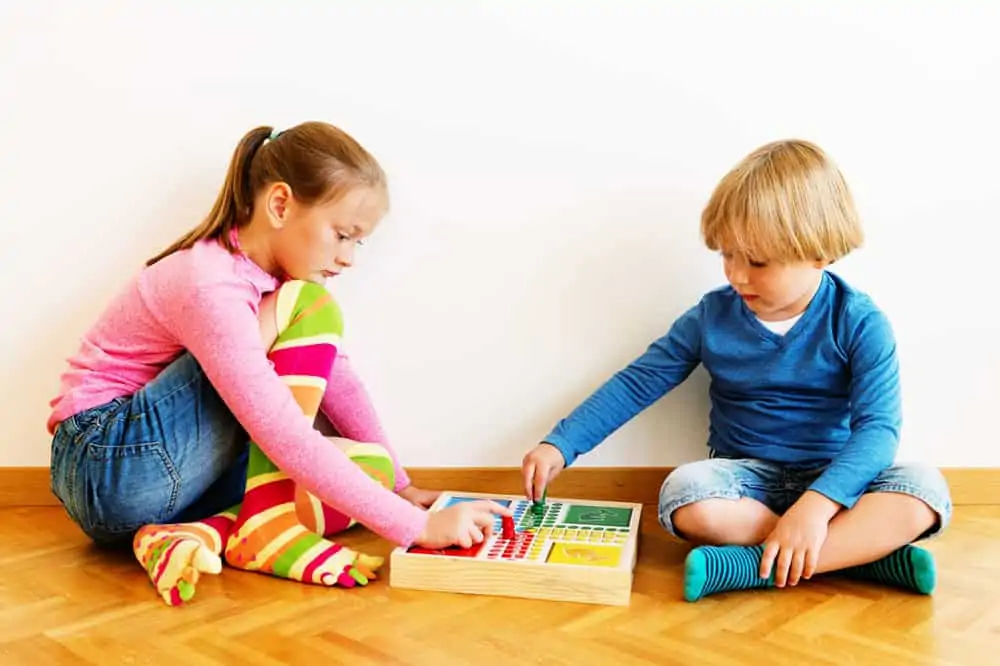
521, 139, 952, 601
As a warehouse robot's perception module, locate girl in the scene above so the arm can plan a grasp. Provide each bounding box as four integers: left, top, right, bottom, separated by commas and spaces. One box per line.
49, 121, 509, 606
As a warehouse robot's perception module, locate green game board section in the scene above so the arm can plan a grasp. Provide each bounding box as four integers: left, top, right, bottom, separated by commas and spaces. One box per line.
517, 501, 562, 530
562, 505, 633, 528
515, 501, 634, 532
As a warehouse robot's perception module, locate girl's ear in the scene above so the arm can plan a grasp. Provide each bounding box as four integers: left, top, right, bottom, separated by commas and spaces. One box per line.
265, 182, 293, 229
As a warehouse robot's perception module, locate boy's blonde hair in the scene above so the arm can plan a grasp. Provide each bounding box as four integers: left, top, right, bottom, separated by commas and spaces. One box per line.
700, 139, 862, 263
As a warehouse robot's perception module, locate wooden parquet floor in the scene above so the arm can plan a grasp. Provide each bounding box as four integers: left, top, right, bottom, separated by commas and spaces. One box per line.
1, 505, 997, 665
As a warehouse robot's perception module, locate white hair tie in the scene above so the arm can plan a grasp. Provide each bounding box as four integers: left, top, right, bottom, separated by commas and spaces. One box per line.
262, 127, 283, 145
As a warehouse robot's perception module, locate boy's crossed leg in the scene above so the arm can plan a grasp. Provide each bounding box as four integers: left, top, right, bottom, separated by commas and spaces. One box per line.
134, 281, 395, 606
679, 492, 938, 601
660, 459, 950, 602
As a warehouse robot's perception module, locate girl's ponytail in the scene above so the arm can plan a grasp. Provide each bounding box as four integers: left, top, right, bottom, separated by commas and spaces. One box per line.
147, 121, 386, 267
146, 126, 273, 266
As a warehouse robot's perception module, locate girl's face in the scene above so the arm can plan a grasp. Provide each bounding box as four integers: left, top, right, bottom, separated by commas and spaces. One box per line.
264, 183, 385, 284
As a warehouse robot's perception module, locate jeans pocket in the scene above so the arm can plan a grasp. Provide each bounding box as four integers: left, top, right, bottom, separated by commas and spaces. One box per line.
83, 440, 181, 535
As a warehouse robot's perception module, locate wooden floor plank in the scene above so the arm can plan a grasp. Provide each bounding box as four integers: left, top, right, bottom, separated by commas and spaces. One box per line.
0, 505, 997, 665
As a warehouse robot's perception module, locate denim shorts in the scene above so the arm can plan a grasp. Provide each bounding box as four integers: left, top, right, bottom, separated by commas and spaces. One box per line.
50, 353, 250, 547
657, 455, 953, 540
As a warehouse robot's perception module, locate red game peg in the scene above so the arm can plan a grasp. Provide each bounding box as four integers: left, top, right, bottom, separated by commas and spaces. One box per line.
501, 514, 515, 540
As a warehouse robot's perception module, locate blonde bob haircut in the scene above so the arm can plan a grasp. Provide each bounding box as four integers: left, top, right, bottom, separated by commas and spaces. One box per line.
701, 139, 863, 264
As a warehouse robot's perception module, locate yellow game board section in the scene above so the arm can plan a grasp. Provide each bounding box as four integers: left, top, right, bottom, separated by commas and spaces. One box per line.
527, 527, 629, 561
547, 542, 624, 568
532, 528, 629, 542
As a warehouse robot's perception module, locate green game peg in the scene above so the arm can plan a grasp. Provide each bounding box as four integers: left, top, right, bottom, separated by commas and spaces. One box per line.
531, 488, 547, 516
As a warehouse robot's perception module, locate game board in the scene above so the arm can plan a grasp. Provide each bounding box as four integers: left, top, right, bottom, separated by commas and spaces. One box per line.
389, 491, 642, 606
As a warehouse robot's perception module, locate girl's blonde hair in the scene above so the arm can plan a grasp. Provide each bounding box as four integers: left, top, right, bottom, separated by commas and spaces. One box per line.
147, 121, 388, 266
700, 139, 862, 263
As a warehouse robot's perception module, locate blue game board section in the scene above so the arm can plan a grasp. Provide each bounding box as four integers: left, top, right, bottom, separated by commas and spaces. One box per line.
443, 496, 512, 509
442, 496, 524, 533
509, 500, 528, 532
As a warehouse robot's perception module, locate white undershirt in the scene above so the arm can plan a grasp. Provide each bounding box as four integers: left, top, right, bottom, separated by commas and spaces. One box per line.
756, 313, 802, 336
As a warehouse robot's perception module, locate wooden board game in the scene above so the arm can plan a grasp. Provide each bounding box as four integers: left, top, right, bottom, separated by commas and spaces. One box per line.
389, 491, 642, 606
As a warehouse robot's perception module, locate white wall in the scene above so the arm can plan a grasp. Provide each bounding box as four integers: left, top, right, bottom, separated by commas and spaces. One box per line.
2, 2, 998, 468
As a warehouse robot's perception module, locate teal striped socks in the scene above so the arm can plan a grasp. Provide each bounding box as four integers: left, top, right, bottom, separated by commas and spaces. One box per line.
684, 544, 775, 602
683, 544, 937, 602
839, 544, 936, 594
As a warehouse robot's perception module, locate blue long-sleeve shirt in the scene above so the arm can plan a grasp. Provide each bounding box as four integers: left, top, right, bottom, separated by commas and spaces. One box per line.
543, 271, 901, 509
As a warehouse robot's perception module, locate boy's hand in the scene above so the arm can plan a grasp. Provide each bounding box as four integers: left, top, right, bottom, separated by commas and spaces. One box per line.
414, 500, 512, 549
521, 443, 566, 501
398, 485, 441, 509
760, 491, 840, 587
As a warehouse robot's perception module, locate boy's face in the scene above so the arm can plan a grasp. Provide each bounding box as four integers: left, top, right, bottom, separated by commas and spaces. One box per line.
721, 250, 826, 322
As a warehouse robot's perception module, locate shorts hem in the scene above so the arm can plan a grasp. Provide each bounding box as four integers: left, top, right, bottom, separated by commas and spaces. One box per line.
657, 490, 744, 538
867, 482, 952, 539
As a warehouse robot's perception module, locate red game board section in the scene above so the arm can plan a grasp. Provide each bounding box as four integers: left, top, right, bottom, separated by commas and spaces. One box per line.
407, 542, 485, 558
487, 532, 535, 560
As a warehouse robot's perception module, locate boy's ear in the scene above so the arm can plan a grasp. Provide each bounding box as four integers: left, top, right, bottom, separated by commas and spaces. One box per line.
265, 182, 292, 229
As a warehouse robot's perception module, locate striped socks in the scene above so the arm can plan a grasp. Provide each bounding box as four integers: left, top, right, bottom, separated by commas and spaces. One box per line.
134, 282, 391, 606
222, 281, 383, 588
296, 442, 397, 536
839, 545, 936, 594
684, 545, 774, 602
223, 444, 382, 586
133, 512, 236, 606
683, 544, 937, 602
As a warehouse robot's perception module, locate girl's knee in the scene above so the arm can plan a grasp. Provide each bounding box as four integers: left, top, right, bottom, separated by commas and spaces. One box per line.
276, 280, 344, 332
345, 442, 396, 490
261, 280, 344, 349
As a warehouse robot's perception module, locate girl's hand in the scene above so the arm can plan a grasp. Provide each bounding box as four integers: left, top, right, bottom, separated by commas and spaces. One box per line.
759, 491, 839, 586
398, 485, 441, 509
521, 443, 566, 501
415, 500, 512, 549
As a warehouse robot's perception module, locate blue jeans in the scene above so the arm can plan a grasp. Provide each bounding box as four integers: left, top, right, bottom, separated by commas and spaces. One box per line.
50, 353, 250, 547
657, 454, 953, 540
